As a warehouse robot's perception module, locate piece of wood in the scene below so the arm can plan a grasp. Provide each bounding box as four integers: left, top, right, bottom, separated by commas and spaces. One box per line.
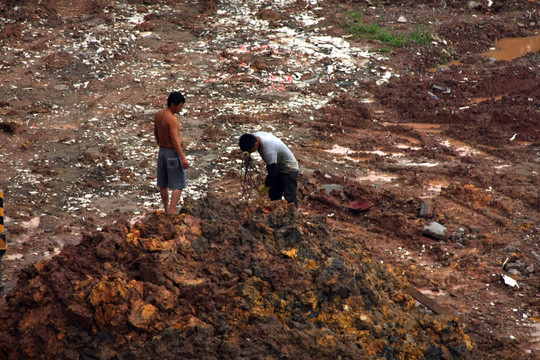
405, 286, 451, 315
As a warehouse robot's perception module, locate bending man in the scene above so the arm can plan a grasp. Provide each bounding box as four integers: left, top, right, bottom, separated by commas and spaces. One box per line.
239, 132, 299, 206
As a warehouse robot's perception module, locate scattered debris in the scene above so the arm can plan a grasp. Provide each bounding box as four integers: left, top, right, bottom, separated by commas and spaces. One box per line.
501, 274, 519, 289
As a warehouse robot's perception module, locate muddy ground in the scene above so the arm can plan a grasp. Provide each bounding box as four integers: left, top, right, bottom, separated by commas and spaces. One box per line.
0, 0, 539, 359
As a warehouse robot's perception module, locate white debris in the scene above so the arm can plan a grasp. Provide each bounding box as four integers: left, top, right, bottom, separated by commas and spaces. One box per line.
502, 274, 519, 288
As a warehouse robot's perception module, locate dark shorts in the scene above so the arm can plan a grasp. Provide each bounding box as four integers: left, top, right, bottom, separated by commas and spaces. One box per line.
157, 148, 186, 190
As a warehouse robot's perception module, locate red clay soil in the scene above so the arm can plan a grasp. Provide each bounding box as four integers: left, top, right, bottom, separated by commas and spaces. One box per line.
0, 0, 539, 359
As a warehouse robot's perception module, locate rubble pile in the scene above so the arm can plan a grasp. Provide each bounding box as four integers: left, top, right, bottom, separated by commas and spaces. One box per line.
0, 194, 471, 359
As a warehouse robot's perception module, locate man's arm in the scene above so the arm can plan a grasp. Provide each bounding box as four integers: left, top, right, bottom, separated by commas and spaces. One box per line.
169, 117, 189, 169
154, 117, 159, 144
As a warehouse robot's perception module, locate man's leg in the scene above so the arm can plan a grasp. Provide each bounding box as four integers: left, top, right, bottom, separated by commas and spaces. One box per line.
282, 172, 298, 207
168, 189, 183, 214
268, 179, 284, 201
160, 187, 169, 212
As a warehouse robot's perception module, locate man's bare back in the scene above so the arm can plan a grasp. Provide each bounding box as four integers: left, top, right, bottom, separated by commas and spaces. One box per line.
154, 104, 188, 169
154, 108, 178, 149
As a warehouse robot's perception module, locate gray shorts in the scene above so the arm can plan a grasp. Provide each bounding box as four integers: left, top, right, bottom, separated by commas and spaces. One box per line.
157, 148, 186, 189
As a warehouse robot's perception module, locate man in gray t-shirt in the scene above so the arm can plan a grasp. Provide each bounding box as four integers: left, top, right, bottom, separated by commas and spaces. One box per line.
239, 132, 299, 206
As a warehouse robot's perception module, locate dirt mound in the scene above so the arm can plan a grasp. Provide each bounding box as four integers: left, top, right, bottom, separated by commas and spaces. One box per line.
0, 194, 471, 359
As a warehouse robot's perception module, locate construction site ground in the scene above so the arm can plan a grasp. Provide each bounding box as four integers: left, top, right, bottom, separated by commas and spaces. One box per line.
0, 0, 539, 359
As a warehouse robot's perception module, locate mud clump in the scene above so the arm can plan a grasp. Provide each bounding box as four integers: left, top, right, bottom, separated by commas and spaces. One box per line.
0, 194, 471, 359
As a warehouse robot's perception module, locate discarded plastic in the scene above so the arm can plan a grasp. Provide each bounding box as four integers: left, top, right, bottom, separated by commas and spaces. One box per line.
501, 274, 519, 288
430, 84, 451, 94
428, 91, 439, 100
348, 198, 373, 211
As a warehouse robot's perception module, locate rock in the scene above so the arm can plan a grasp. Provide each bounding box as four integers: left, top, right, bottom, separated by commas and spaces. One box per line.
129, 301, 159, 329
422, 222, 447, 240
320, 184, 343, 195
468, 1, 482, 10
507, 269, 522, 276
419, 202, 434, 218
468, 225, 482, 234
504, 260, 525, 273
449, 229, 465, 243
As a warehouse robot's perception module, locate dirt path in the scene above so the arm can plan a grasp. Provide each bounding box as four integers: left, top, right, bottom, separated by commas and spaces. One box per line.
1, 0, 539, 358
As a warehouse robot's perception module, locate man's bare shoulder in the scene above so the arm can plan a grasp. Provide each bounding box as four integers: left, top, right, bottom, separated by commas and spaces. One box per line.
155, 108, 166, 120
155, 108, 176, 123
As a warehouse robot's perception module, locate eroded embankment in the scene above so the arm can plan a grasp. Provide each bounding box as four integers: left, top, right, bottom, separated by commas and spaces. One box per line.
0, 194, 472, 359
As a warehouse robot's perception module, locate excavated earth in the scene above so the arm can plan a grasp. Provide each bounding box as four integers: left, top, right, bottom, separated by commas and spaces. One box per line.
0, 0, 539, 359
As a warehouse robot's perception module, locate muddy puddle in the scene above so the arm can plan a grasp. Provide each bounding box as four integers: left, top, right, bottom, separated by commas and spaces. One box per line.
433, 33, 540, 72
422, 180, 450, 198
381, 122, 446, 133
356, 170, 395, 184
480, 34, 540, 61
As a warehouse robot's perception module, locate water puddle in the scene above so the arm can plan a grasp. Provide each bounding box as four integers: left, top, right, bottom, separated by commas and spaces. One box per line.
357, 171, 395, 183
21, 217, 40, 229
470, 94, 504, 104
480, 34, 540, 62
397, 159, 440, 167
44, 247, 61, 258
440, 139, 486, 157
398, 136, 422, 144
326, 144, 369, 162
418, 288, 448, 297
4, 253, 24, 261
50, 124, 79, 130
431, 34, 540, 70
422, 180, 449, 198
327, 144, 439, 168
327, 144, 354, 156
382, 122, 445, 133
396, 143, 422, 151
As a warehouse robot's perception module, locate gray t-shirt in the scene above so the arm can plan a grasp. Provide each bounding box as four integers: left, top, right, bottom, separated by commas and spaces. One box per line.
254, 132, 299, 173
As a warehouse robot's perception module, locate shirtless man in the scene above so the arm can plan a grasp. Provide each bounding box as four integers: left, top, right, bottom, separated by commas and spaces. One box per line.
154, 91, 189, 214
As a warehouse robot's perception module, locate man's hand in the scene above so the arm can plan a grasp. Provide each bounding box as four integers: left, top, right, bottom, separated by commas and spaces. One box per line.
257, 185, 270, 196
181, 157, 189, 169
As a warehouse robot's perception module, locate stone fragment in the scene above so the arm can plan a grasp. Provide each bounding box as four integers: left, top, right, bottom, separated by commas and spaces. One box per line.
129, 301, 158, 329
468, 1, 482, 10
419, 201, 434, 218
397, 16, 407, 23
422, 221, 447, 240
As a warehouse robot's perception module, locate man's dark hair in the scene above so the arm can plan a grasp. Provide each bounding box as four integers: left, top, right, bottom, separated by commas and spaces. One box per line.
239, 133, 257, 152
167, 91, 185, 107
